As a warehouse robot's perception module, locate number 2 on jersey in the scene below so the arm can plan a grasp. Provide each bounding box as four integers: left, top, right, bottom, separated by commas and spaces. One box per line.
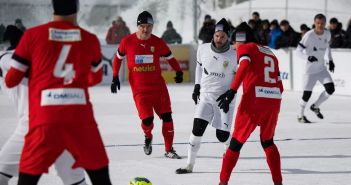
53, 45, 75, 85
264, 56, 276, 83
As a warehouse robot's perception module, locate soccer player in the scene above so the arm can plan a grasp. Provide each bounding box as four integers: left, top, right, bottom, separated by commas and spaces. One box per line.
296, 13, 335, 123
110, 11, 183, 159
217, 22, 284, 185
4, 1, 112, 184
175, 19, 237, 174
0, 25, 88, 185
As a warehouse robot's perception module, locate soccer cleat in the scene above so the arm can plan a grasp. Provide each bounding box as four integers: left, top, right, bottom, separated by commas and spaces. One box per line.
175, 164, 193, 174
143, 136, 152, 155
310, 104, 324, 119
297, 116, 312, 123
165, 148, 182, 159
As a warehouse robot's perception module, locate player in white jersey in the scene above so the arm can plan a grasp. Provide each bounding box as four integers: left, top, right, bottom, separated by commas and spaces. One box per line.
176, 18, 237, 174
296, 13, 335, 123
0, 25, 87, 185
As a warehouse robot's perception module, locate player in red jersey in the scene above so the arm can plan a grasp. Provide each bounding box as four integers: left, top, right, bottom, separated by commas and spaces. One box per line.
216, 22, 284, 185
110, 11, 183, 159
4, 1, 112, 184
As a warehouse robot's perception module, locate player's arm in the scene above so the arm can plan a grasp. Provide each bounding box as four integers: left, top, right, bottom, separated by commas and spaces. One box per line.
161, 41, 183, 83
88, 36, 103, 86
110, 44, 124, 93
5, 56, 28, 88
326, 32, 335, 72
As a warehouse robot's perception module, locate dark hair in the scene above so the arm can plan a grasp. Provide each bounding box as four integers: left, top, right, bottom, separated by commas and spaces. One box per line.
300, 24, 310, 31
270, 19, 279, 27
252, 11, 260, 17
280, 20, 289, 26
329, 17, 338, 24
314, 13, 326, 21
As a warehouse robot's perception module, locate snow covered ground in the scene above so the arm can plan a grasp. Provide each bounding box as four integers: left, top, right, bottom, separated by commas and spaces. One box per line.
1, 84, 351, 185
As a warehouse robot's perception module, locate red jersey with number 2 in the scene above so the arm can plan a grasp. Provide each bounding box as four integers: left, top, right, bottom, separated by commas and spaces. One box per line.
11, 21, 103, 128
232, 43, 284, 112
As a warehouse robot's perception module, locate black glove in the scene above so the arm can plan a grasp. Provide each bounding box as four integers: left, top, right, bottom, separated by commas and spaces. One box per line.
192, 84, 200, 105
174, 71, 183, 83
329, 60, 335, 73
308, 56, 318, 63
216, 89, 236, 113
110, 76, 120, 93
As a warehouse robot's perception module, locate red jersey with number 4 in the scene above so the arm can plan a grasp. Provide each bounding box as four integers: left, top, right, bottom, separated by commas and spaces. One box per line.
114, 33, 180, 94
10, 21, 103, 128
231, 42, 284, 111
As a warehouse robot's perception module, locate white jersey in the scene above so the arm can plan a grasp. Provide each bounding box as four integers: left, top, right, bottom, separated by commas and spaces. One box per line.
195, 43, 237, 94
296, 29, 333, 74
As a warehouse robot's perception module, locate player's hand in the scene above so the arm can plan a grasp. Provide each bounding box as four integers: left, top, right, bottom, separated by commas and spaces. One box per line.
308, 56, 318, 63
192, 84, 200, 104
110, 76, 120, 93
174, 71, 183, 83
216, 89, 236, 113
329, 60, 335, 73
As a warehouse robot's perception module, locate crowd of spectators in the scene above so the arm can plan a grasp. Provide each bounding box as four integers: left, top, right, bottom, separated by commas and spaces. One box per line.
0, 18, 26, 44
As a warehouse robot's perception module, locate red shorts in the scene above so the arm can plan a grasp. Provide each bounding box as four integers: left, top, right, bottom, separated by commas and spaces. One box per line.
233, 107, 280, 143
19, 123, 109, 175
133, 88, 172, 120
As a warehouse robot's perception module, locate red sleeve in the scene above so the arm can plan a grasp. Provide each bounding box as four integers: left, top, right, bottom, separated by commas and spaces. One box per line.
7, 30, 31, 87
230, 44, 251, 91
159, 39, 181, 72
112, 38, 126, 77
5, 67, 26, 88
89, 35, 103, 86
275, 58, 284, 93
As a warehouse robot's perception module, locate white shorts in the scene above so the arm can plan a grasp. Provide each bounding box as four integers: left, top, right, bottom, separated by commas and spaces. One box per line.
303, 69, 333, 91
194, 92, 235, 132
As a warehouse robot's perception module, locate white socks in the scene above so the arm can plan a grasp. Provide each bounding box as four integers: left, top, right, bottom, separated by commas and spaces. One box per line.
314, 91, 330, 108
299, 99, 308, 117
187, 134, 202, 169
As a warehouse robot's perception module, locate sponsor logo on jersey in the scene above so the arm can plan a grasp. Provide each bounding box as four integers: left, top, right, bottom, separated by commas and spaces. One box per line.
255, 86, 281, 99
150, 46, 155, 53
41, 88, 86, 106
135, 55, 154, 64
49, 28, 81, 42
133, 65, 156, 72
223, 61, 229, 69
257, 45, 274, 56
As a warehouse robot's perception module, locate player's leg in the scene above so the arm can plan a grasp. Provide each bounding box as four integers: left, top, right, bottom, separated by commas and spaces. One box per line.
311, 71, 334, 119
216, 129, 230, 152
298, 74, 316, 123
0, 119, 27, 184
215, 103, 235, 152
133, 93, 155, 155
219, 110, 257, 184
160, 112, 181, 159
17, 173, 41, 185
54, 150, 87, 185
176, 118, 209, 174
260, 110, 282, 185
64, 124, 111, 185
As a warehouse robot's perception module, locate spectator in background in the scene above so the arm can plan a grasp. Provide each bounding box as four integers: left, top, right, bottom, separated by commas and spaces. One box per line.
198, 14, 215, 43
258, 19, 270, 45
227, 19, 236, 44
345, 19, 351, 48
300, 24, 311, 39
275, 20, 299, 49
14, 18, 26, 32
105, 16, 130, 45
268, 20, 281, 49
161, 21, 182, 44
252, 11, 262, 27
329, 17, 345, 48
248, 19, 260, 42
0, 24, 5, 43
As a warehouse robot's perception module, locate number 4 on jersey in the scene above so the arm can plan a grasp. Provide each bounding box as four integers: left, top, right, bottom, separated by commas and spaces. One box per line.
54, 45, 75, 85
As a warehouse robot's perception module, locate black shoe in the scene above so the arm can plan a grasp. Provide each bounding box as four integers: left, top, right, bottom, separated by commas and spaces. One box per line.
175, 165, 193, 174
298, 116, 311, 123
165, 148, 181, 159
143, 137, 152, 155
310, 104, 324, 119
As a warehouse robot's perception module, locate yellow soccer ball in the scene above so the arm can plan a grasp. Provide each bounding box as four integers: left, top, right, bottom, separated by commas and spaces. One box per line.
128, 177, 152, 185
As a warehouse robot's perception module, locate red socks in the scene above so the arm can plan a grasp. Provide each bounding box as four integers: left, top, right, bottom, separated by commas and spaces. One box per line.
220, 149, 240, 183
264, 144, 282, 184
162, 121, 174, 152
141, 122, 154, 139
